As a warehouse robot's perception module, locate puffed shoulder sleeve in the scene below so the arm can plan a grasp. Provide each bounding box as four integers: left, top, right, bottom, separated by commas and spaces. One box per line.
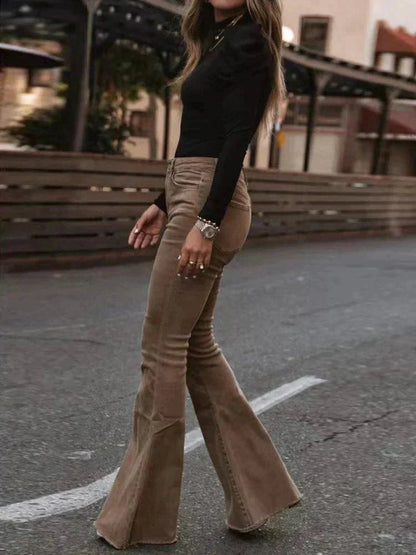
217, 21, 273, 81
197, 22, 274, 227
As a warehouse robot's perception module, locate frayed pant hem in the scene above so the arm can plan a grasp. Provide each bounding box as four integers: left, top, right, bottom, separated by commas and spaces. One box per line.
225, 493, 303, 533
95, 526, 178, 548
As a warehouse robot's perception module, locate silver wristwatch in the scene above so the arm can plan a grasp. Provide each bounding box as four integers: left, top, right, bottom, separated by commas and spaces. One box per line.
194, 218, 219, 240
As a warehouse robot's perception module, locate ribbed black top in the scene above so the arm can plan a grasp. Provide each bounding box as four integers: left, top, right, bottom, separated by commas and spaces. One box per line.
153, 9, 274, 226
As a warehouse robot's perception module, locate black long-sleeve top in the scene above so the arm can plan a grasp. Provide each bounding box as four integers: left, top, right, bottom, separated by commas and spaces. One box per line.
152, 10, 274, 226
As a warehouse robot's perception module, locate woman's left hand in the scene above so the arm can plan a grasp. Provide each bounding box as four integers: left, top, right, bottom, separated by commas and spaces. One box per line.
177, 225, 213, 279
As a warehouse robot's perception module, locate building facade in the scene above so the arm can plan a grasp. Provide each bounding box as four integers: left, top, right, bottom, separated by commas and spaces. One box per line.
0, 0, 415, 175
272, 0, 416, 175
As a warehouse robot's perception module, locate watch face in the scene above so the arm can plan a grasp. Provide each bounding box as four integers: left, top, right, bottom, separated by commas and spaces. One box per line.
205, 227, 216, 239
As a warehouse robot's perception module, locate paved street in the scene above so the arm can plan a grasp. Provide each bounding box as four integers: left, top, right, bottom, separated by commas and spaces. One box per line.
1, 236, 415, 555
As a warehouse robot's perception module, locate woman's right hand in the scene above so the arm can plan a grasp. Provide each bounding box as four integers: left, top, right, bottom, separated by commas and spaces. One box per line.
128, 204, 167, 249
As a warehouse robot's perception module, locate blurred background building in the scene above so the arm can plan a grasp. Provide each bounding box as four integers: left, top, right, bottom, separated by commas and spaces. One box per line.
278, 0, 416, 175
0, 0, 415, 175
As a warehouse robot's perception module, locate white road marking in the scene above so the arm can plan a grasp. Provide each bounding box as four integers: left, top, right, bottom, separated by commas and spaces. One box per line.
0, 376, 325, 523
64, 451, 94, 461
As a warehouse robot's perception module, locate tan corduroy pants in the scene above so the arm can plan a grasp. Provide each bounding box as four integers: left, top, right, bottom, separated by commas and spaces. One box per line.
93, 157, 302, 548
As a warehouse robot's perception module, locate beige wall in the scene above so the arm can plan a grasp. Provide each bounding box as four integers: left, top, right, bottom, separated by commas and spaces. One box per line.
283, 0, 416, 67
354, 139, 415, 176
124, 91, 183, 160
278, 129, 344, 174
123, 94, 151, 159
0, 40, 63, 149
386, 142, 415, 176
282, 0, 372, 65
0, 67, 63, 149
353, 140, 374, 174
368, 0, 416, 31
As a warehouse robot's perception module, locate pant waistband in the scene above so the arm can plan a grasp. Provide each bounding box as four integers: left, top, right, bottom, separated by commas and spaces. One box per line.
167, 156, 219, 172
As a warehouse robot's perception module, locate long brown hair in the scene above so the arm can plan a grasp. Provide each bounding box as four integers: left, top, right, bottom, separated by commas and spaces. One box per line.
170, 0, 286, 136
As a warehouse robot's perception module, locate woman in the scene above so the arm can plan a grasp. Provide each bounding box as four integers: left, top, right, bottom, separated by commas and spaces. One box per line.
94, 0, 302, 548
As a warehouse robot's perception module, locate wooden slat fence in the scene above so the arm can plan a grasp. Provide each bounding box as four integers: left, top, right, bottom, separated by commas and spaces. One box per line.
1, 151, 416, 270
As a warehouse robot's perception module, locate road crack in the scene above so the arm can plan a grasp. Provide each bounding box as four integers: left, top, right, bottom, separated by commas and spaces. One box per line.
303, 409, 399, 450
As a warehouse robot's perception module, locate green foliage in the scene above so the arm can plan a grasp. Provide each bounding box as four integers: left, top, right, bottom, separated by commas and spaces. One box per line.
4, 42, 166, 153
6, 106, 67, 151
5, 103, 130, 154
97, 42, 165, 106
84, 103, 130, 154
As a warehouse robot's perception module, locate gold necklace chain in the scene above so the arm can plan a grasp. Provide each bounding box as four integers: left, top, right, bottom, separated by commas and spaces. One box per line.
208, 12, 244, 52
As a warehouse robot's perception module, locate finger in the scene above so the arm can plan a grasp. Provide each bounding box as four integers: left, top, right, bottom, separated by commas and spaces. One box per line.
191, 257, 204, 279
203, 252, 211, 271
129, 221, 145, 247
181, 258, 193, 279
133, 231, 145, 249
184, 256, 195, 278
150, 234, 160, 246
146, 233, 159, 248
128, 219, 144, 246
194, 255, 206, 278
184, 257, 196, 279
177, 251, 189, 276
198, 256, 206, 274
129, 228, 141, 246
186, 253, 199, 278
141, 233, 153, 249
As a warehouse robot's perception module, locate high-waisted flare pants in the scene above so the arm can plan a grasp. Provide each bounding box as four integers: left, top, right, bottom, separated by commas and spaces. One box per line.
93, 157, 302, 548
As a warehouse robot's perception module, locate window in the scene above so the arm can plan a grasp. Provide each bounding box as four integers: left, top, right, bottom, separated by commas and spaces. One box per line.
284, 97, 344, 128
129, 110, 152, 137
27, 68, 58, 89
300, 16, 330, 53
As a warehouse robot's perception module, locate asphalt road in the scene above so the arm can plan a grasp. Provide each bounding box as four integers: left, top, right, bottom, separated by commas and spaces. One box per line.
1, 236, 415, 555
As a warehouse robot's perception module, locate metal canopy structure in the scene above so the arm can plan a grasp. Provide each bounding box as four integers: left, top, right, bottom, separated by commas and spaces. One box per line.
284, 42, 416, 99
0, 0, 182, 53
283, 42, 416, 173
0, 0, 184, 152
1, 0, 416, 173
94, 0, 183, 55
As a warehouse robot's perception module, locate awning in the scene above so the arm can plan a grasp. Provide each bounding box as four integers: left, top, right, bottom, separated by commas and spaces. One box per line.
359, 104, 416, 136
0, 43, 64, 69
